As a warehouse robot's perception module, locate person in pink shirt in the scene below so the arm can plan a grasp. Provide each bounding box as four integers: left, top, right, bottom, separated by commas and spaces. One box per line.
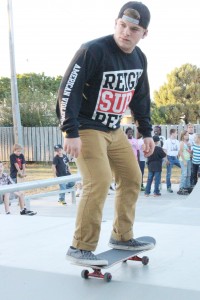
125, 127, 140, 161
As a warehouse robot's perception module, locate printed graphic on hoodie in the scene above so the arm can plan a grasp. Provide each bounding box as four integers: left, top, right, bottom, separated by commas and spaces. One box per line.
92, 69, 143, 128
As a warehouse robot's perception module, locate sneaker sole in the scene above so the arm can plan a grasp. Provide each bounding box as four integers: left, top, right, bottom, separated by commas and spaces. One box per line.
66, 254, 108, 266
108, 242, 154, 251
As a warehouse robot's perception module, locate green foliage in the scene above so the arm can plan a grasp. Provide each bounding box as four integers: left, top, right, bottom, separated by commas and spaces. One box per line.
152, 64, 200, 124
0, 73, 62, 126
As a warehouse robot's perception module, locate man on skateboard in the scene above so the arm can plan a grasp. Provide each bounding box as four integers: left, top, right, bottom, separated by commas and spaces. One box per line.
56, 1, 154, 266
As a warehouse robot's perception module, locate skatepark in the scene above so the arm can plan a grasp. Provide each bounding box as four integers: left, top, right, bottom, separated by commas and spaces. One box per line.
0, 181, 200, 300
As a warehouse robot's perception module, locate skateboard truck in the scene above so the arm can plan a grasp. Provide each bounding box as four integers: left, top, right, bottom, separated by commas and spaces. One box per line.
81, 269, 112, 282
81, 255, 149, 282
123, 255, 149, 265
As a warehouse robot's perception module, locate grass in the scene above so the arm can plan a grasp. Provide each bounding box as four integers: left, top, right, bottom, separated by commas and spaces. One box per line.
3, 162, 78, 195
3, 162, 181, 195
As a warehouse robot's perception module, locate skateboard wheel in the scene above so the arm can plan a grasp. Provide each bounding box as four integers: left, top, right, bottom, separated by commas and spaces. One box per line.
142, 256, 149, 265
104, 272, 112, 282
81, 269, 89, 279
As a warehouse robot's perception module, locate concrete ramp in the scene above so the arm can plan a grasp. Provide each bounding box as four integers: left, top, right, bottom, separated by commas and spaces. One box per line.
0, 215, 200, 300
186, 180, 200, 203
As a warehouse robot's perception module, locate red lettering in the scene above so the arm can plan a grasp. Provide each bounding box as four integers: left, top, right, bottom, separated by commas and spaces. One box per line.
97, 89, 134, 114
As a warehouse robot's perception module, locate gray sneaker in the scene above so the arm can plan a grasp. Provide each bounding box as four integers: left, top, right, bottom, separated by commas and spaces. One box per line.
66, 247, 108, 266
108, 237, 154, 251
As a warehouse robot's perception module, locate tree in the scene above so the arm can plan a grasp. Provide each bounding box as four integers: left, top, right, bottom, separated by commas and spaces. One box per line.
0, 73, 62, 126
152, 64, 200, 124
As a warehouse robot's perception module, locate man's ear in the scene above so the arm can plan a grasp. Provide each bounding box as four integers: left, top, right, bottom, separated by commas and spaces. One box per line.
142, 29, 148, 39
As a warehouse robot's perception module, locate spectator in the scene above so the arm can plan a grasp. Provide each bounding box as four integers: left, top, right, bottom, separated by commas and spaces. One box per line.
191, 133, 200, 187
153, 125, 166, 147
137, 132, 146, 191
163, 129, 181, 193
186, 122, 195, 186
52, 144, 75, 205
187, 123, 195, 145
177, 130, 192, 195
125, 127, 140, 161
145, 136, 166, 197
0, 161, 36, 215
10, 144, 26, 183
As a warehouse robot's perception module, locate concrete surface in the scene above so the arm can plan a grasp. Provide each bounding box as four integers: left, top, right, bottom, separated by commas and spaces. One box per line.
0, 182, 200, 300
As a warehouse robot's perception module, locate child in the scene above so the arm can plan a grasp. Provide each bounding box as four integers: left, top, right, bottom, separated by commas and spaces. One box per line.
0, 161, 36, 215
153, 125, 166, 147
177, 130, 192, 195
191, 133, 200, 187
125, 127, 140, 161
10, 144, 26, 183
145, 136, 166, 197
52, 144, 75, 205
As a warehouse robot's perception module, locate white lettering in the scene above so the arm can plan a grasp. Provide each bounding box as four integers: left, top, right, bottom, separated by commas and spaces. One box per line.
60, 64, 81, 124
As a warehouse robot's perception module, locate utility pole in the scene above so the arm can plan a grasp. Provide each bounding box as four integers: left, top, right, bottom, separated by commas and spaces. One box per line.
7, 0, 23, 146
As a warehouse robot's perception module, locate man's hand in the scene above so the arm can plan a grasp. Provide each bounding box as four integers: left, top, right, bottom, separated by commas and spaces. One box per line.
142, 137, 155, 157
64, 137, 82, 158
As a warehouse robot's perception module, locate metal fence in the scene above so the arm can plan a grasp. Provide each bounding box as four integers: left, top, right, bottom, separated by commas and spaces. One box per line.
1, 125, 200, 162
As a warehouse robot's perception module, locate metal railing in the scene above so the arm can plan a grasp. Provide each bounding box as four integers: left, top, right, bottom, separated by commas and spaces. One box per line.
0, 174, 82, 209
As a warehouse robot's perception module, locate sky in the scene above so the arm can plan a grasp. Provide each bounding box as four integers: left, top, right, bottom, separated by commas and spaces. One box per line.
0, 0, 200, 95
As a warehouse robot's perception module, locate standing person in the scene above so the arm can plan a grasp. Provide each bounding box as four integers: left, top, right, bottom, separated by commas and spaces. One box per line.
125, 127, 140, 161
56, 2, 155, 266
191, 133, 200, 187
163, 129, 181, 193
177, 131, 192, 195
137, 132, 146, 191
10, 144, 26, 183
0, 161, 36, 215
153, 125, 166, 147
187, 123, 195, 145
145, 136, 166, 197
52, 144, 75, 205
186, 122, 195, 186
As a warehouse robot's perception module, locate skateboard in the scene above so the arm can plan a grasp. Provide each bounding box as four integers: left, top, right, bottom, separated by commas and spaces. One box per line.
74, 236, 156, 282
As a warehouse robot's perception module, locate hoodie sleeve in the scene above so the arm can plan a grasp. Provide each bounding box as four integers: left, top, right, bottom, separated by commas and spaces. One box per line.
129, 50, 152, 138
56, 45, 97, 138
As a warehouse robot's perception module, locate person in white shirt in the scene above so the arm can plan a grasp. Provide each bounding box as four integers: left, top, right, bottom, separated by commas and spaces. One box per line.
163, 129, 181, 193
187, 123, 195, 146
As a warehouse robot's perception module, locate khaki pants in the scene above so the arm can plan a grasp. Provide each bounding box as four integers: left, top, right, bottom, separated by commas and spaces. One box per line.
72, 128, 141, 251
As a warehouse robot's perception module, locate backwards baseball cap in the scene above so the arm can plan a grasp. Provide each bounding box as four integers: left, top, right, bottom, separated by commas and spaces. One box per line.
118, 1, 150, 29
54, 144, 63, 150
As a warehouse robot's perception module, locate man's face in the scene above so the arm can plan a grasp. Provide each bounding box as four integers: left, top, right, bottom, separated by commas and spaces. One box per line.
114, 18, 147, 53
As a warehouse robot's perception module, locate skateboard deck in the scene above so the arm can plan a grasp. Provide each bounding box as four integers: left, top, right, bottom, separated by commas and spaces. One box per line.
73, 236, 156, 282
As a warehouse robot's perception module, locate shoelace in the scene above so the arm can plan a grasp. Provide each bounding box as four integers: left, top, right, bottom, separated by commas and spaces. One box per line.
128, 239, 148, 246
81, 250, 98, 260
